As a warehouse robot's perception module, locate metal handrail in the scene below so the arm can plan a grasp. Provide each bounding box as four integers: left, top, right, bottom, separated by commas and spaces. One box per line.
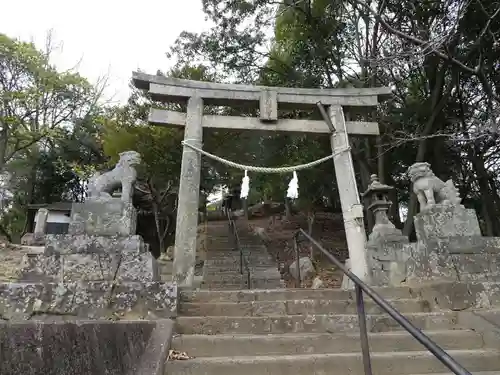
226, 209, 251, 289
293, 229, 472, 375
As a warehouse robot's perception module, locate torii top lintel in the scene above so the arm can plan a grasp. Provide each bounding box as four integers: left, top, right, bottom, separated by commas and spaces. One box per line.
132, 72, 392, 135
132, 72, 392, 108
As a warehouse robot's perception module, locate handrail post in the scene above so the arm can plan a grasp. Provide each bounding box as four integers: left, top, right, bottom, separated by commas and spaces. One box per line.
293, 235, 301, 288
240, 245, 244, 275
247, 267, 251, 289
355, 285, 373, 375
226, 208, 251, 289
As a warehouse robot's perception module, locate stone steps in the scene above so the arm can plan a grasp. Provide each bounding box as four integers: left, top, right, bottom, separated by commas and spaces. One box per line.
180, 286, 418, 303
201, 222, 281, 290
175, 311, 461, 335
203, 267, 279, 275
202, 273, 280, 283
170, 221, 500, 374
201, 279, 282, 291
204, 260, 276, 268
200, 283, 250, 290
172, 330, 483, 357
178, 298, 430, 316
205, 252, 274, 260
169, 280, 500, 375
166, 350, 500, 375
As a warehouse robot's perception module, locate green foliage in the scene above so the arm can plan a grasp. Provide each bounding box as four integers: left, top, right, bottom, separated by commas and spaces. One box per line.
165, 0, 500, 236
3, 0, 500, 242
0, 33, 104, 240
101, 105, 184, 187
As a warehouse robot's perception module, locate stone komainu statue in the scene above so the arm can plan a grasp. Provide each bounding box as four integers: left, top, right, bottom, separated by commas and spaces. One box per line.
87, 151, 142, 203
407, 162, 461, 211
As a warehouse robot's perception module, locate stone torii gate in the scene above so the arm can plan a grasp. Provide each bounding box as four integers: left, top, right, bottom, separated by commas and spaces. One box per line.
132, 72, 392, 288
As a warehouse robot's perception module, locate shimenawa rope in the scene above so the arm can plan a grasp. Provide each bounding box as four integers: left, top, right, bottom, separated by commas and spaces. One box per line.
181, 140, 350, 199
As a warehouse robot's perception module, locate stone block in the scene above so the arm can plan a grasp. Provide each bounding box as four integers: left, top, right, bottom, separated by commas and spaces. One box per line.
19, 249, 159, 283
18, 253, 61, 283
21, 233, 45, 246
406, 236, 500, 284
419, 281, 485, 311
389, 261, 407, 286
0, 281, 178, 321
60, 252, 158, 283
45, 234, 145, 255
405, 243, 458, 284
414, 205, 481, 242
289, 257, 315, 282
368, 237, 410, 286
33, 208, 49, 241
68, 200, 137, 236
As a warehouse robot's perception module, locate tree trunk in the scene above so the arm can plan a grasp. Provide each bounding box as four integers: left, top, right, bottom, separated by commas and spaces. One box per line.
0, 122, 7, 173
358, 159, 374, 232
284, 198, 292, 220
307, 210, 316, 260
386, 174, 403, 229
470, 150, 499, 236
403, 63, 455, 237
0, 224, 12, 243
152, 201, 165, 253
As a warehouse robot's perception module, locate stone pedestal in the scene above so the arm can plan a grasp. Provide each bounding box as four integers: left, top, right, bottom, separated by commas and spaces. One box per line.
367, 235, 410, 286
408, 204, 500, 284
69, 200, 137, 237
41, 234, 158, 283
21, 199, 158, 283
406, 236, 500, 284
0, 150, 179, 321
414, 205, 481, 242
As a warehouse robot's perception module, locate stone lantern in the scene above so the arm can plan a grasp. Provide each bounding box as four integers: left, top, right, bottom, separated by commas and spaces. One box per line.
362, 174, 401, 240
361, 174, 408, 286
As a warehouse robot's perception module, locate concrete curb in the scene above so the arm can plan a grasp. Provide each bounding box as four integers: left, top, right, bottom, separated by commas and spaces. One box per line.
132, 319, 174, 375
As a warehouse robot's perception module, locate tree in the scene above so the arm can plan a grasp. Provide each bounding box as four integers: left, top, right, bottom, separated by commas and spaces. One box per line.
0, 33, 104, 174
166, 0, 500, 239
101, 99, 183, 255
0, 33, 106, 240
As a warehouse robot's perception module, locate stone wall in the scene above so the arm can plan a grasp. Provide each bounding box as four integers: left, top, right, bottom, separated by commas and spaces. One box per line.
0, 319, 173, 375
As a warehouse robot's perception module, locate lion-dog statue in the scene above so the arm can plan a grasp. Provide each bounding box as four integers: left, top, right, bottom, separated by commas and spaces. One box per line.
407, 162, 461, 211
87, 151, 142, 203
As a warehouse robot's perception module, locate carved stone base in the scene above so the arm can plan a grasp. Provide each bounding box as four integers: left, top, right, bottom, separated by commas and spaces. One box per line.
406, 236, 500, 284
414, 204, 481, 242
45, 234, 145, 255
0, 281, 177, 321
68, 200, 137, 237
368, 239, 411, 286
19, 250, 159, 283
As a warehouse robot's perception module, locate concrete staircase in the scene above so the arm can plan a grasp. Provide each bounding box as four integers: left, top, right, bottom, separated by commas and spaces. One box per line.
166, 287, 500, 375
201, 220, 282, 290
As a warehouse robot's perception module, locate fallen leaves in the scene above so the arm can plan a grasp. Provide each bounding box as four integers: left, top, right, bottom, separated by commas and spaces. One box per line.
167, 350, 194, 361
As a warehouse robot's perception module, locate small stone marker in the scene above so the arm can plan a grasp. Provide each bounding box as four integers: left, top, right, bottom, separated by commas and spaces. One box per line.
33, 208, 49, 245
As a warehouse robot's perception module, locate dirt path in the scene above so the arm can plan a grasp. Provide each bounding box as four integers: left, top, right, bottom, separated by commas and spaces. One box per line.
244, 212, 347, 288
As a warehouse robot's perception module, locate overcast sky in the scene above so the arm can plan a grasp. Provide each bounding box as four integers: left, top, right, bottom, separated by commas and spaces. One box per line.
2, 0, 210, 104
